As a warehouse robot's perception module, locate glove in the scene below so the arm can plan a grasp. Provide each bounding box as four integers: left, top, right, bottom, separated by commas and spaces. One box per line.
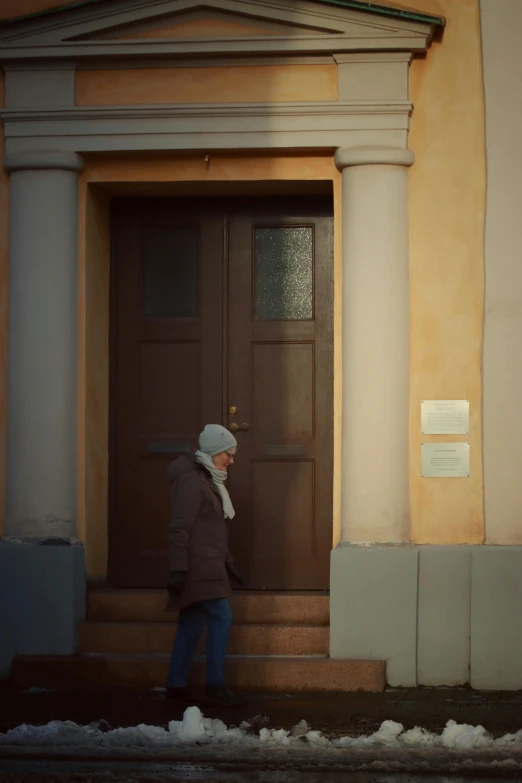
226, 563, 244, 587
167, 570, 186, 597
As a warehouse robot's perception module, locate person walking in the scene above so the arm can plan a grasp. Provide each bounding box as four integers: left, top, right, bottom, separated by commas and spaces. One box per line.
166, 424, 244, 707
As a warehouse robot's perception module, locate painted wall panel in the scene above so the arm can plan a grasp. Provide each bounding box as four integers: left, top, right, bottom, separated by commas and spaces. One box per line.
75, 65, 338, 106
77, 183, 110, 578
481, 0, 522, 544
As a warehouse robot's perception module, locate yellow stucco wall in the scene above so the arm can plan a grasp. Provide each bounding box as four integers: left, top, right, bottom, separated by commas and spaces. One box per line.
408, 0, 485, 544
0, 0, 489, 551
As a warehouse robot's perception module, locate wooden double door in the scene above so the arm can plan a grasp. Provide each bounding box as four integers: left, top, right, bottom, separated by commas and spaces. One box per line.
110, 197, 333, 589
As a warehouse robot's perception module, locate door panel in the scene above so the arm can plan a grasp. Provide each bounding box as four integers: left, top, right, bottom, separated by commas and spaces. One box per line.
253, 342, 314, 438
227, 209, 333, 589
110, 201, 224, 587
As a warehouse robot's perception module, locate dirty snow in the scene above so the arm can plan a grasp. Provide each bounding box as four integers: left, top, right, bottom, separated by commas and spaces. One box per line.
2, 708, 522, 754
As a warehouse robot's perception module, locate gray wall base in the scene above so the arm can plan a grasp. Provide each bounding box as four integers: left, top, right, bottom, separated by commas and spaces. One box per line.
0, 539, 86, 680
471, 547, 522, 689
330, 545, 418, 687
417, 546, 471, 687
331, 544, 522, 689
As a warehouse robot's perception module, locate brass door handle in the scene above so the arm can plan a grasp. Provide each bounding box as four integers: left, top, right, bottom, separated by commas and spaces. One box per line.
229, 422, 249, 432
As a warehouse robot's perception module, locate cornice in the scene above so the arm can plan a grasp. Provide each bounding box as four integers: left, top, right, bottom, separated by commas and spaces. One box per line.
1, 99, 414, 124
0, 34, 431, 61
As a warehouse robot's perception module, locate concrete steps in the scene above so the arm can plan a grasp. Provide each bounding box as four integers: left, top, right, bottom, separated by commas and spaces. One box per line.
87, 589, 330, 626
78, 622, 329, 656
11, 588, 386, 692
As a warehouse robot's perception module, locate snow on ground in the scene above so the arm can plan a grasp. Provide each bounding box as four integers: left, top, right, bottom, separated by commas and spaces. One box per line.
1, 707, 522, 752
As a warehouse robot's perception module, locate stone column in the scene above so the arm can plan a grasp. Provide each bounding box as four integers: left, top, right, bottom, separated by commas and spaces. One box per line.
335, 146, 414, 543
4, 151, 83, 538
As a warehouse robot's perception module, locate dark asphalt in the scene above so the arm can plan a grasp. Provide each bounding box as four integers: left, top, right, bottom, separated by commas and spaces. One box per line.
0, 759, 518, 782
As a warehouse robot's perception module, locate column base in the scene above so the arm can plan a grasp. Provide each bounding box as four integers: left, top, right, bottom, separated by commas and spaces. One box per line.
330, 544, 522, 689
0, 539, 86, 679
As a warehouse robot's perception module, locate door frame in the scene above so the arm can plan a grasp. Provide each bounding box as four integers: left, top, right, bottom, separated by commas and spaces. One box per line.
107, 193, 334, 587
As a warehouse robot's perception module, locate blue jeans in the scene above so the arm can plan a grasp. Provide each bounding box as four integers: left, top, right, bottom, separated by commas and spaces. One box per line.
167, 598, 233, 688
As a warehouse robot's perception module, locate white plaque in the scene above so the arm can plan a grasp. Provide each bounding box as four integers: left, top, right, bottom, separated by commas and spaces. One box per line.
422, 442, 470, 478
421, 400, 469, 435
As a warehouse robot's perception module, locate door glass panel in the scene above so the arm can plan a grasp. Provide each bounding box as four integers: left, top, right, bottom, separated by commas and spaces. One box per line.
142, 225, 199, 317
254, 226, 313, 320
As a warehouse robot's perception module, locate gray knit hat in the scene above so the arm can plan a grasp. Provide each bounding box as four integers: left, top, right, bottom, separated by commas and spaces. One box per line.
199, 424, 237, 457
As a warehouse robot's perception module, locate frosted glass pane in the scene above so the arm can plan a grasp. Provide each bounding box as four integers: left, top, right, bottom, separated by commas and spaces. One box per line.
254, 227, 313, 320
142, 226, 198, 317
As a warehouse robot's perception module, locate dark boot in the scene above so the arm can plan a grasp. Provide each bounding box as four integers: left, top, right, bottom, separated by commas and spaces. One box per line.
166, 687, 198, 705
204, 685, 247, 708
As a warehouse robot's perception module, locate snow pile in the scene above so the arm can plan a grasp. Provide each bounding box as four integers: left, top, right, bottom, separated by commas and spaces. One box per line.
2, 708, 522, 752
0, 721, 105, 748
0, 707, 253, 750
440, 720, 492, 749
333, 720, 522, 751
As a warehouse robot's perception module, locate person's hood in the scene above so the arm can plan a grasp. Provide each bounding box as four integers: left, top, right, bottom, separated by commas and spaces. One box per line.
167, 453, 198, 484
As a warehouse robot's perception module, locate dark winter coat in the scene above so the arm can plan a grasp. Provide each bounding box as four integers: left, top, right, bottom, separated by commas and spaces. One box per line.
167, 454, 233, 610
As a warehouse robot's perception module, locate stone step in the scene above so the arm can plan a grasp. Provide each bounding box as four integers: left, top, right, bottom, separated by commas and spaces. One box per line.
88, 589, 330, 626
78, 622, 329, 656
11, 654, 385, 692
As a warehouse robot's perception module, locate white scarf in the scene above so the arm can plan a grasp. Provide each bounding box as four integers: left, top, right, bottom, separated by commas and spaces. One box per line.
195, 451, 236, 520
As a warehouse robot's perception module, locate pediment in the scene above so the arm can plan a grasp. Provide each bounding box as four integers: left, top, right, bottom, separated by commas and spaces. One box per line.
70, 7, 346, 41
0, 0, 440, 60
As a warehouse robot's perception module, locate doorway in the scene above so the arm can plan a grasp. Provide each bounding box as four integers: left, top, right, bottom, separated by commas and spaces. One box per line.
109, 197, 333, 589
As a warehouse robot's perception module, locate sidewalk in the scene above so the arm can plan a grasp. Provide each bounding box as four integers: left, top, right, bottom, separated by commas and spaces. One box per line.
3, 685, 522, 780
1, 683, 522, 738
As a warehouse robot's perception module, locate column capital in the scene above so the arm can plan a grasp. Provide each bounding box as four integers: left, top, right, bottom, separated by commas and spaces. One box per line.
335, 146, 415, 171
4, 150, 84, 174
